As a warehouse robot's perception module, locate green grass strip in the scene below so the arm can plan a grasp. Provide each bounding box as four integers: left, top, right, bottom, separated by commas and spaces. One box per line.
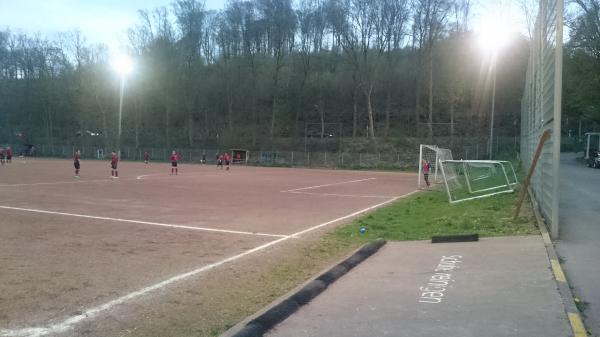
333, 189, 538, 242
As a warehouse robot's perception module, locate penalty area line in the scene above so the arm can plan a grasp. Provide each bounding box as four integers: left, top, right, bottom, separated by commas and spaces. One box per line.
136, 173, 221, 180
281, 177, 376, 193
0, 205, 287, 239
285, 191, 395, 199
0, 189, 417, 337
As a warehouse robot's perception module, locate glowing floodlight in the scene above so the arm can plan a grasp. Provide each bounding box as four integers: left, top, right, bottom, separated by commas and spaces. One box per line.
111, 54, 133, 76
476, 13, 512, 53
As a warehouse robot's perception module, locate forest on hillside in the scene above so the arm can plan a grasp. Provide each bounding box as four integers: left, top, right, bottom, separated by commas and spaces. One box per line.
0, 0, 598, 154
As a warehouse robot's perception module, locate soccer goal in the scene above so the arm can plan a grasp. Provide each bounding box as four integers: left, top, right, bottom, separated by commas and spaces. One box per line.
231, 149, 249, 164
439, 160, 518, 203
418, 144, 454, 189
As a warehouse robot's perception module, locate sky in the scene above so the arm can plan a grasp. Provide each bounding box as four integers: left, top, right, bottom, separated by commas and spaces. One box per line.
0, 0, 532, 49
0, 0, 227, 48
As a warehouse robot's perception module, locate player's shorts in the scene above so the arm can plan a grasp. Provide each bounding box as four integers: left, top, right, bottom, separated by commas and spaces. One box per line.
171, 162, 177, 167
7, 155, 11, 160
217, 160, 223, 165
225, 160, 230, 165
111, 163, 118, 170
74, 160, 80, 170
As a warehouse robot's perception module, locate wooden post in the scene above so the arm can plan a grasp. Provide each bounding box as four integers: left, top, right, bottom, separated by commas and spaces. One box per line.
514, 129, 552, 221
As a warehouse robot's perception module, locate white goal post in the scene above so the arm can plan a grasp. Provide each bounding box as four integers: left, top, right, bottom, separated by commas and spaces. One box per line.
439, 160, 518, 203
418, 144, 453, 189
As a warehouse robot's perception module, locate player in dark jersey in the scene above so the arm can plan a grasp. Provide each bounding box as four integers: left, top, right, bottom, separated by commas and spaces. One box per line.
144, 151, 150, 164
110, 151, 119, 178
74, 149, 81, 178
217, 154, 223, 169
170, 150, 180, 175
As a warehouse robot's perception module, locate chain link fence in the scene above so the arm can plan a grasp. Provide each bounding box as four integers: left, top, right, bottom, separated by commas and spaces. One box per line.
520, 0, 564, 238
16, 135, 519, 171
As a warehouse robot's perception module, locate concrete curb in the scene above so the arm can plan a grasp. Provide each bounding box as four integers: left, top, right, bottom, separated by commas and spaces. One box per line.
431, 233, 479, 243
529, 188, 588, 337
221, 238, 387, 337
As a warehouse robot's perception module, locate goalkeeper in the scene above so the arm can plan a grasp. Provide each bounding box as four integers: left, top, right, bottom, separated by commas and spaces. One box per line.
422, 159, 431, 187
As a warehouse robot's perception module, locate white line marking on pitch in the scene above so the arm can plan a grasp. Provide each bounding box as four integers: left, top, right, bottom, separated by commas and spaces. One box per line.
0, 190, 418, 337
0, 205, 287, 239
136, 173, 221, 180
287, 191, 395, 199
0, 179, 112, 187
281, 177, 376, 193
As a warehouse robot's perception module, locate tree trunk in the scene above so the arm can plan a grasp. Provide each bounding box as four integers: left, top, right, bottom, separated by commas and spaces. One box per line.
319, 74, 325, 138
427, 48, 434, 141
415, 74, 421, 137
365, 85, 375, 140
320, 105, 325, 139
270, 56, 282, 139
450, 98, 455, 147
251, 93, 257, 148
95, 94, 109, 150
295, 77, 306, 138
135, 105, 140, 149
165, 104, 170, 149
385, 86, 391, 137
188, 112, 194, 147
45, 105, 54, 147
227, 83, 233, 138
352, 86, 358, 138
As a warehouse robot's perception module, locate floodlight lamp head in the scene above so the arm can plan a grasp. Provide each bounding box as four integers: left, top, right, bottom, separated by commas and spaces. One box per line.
476, 15, 511, 54
111, 54, 133, 76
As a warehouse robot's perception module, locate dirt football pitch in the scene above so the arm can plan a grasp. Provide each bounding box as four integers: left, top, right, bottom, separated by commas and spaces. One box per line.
0, 158, 416, 337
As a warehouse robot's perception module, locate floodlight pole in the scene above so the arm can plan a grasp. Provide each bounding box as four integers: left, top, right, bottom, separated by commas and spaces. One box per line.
489, 53, 497, 160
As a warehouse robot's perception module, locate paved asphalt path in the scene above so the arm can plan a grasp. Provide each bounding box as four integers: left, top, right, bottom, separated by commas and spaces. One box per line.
267, 237, 570, 337
557, 152, 600, 336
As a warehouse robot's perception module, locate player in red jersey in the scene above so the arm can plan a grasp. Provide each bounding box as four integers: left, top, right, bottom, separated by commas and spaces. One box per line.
110, 151, 119, 178
143, 151, 150, 164
73, 149, 81, 178
170, 150, 180, 175
5, 147, 12, 163
224, 152, 231, 171
422, 159, 431, 187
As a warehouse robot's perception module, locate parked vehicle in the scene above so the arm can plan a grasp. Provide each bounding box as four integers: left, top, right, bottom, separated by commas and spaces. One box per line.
587, 149, 600, 168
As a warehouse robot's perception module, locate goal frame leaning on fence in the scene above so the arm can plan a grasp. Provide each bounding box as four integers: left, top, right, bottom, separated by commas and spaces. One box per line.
439, 160, 518, 204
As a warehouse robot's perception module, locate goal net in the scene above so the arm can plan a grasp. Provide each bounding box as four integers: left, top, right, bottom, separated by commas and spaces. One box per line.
439, 160, 518, 203
418, 144, 454, 188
